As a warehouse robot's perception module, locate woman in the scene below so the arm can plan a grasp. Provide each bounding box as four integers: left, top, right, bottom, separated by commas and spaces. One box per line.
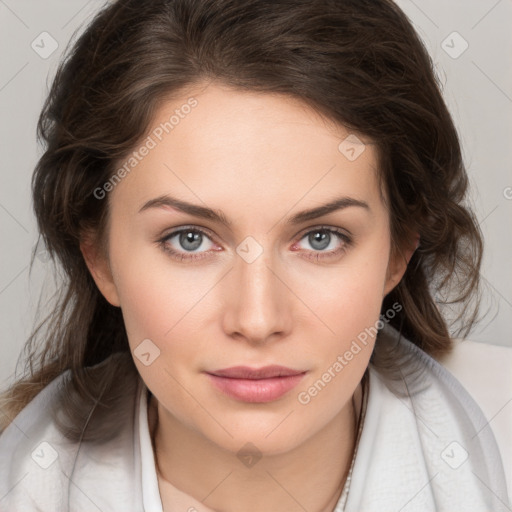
0, 0, 509, 510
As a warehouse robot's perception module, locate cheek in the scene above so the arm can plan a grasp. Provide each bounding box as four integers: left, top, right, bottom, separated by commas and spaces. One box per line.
294, 260, 389, 420
110, 233, 204, 342
312, 248, 390, 338
113, 259, 204, 409
117, 274, 174, 343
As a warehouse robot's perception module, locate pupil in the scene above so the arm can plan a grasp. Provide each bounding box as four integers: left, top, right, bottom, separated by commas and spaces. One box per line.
180, 231, 202, 251
310, 230, 330, 250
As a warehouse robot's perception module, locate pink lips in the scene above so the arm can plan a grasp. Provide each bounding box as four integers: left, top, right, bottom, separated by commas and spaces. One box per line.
205, 365, 307, 403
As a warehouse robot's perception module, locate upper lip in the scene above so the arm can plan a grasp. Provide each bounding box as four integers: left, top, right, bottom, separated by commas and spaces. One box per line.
207, 365, 306, 379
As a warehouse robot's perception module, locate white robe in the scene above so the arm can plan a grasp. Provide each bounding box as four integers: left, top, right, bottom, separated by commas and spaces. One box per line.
0, 324, 510, 511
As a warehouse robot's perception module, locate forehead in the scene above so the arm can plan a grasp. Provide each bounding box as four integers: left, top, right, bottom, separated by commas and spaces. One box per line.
109, 82, 385, 218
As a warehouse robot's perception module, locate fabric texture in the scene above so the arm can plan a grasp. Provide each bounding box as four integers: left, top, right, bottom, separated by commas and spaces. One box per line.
0, 324, 510, 511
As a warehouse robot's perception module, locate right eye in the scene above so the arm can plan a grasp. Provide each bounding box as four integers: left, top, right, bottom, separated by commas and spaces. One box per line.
158, 226, 219, 261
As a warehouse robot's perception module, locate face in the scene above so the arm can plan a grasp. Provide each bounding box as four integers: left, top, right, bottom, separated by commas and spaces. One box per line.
83, 82, 407, 455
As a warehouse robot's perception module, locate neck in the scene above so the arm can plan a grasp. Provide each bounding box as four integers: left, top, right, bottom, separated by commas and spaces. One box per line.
149, 382, 363, 512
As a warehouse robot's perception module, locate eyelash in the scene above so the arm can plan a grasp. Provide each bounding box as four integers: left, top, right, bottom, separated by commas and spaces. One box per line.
157, 225, 352, 262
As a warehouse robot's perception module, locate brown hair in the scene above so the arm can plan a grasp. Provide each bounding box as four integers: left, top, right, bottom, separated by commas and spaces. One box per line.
0, 0, 482, 440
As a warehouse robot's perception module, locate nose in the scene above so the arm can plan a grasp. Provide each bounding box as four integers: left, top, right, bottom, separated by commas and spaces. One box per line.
221, 245, 292, 346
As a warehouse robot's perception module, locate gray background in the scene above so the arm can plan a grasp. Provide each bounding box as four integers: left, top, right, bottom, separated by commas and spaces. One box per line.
1, 0, 511, 389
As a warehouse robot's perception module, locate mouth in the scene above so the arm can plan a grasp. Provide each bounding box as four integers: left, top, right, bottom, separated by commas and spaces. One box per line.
205, 365, 307, 403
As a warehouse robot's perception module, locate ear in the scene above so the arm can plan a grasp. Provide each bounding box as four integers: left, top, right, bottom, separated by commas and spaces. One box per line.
80, 231, 121, 307
383, 233, 420, 297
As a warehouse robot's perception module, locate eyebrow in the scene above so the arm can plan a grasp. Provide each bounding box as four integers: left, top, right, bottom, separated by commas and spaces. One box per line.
139, 194, 370, 227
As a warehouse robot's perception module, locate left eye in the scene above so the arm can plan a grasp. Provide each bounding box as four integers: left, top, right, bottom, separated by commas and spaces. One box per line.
292, 228, 351, 258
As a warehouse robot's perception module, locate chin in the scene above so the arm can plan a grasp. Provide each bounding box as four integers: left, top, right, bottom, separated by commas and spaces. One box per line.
201, 415, 314, 458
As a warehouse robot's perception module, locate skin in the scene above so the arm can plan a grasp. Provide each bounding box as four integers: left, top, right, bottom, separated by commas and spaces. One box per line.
81, 82, 414, 512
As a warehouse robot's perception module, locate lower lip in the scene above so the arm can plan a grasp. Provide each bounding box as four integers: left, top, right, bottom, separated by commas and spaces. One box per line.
206, 373, 306, 403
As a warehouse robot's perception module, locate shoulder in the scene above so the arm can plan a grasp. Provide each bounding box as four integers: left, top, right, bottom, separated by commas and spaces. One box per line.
436, 338, 512, 496
367, 325, 510, 508
0, 353, 144, 511
0, 370, 73, 509
373, 326, 510, 438
436, 338, 512, 416
373, 324, 511, 415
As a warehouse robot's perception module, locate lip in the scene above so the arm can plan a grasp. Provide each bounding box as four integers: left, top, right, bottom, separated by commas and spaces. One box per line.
205, 365, 307, 403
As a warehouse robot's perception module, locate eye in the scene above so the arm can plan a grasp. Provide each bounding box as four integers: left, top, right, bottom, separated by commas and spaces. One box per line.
158, 227, 218, 261
292, 227, 352, 261
157, 225, 352, 262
